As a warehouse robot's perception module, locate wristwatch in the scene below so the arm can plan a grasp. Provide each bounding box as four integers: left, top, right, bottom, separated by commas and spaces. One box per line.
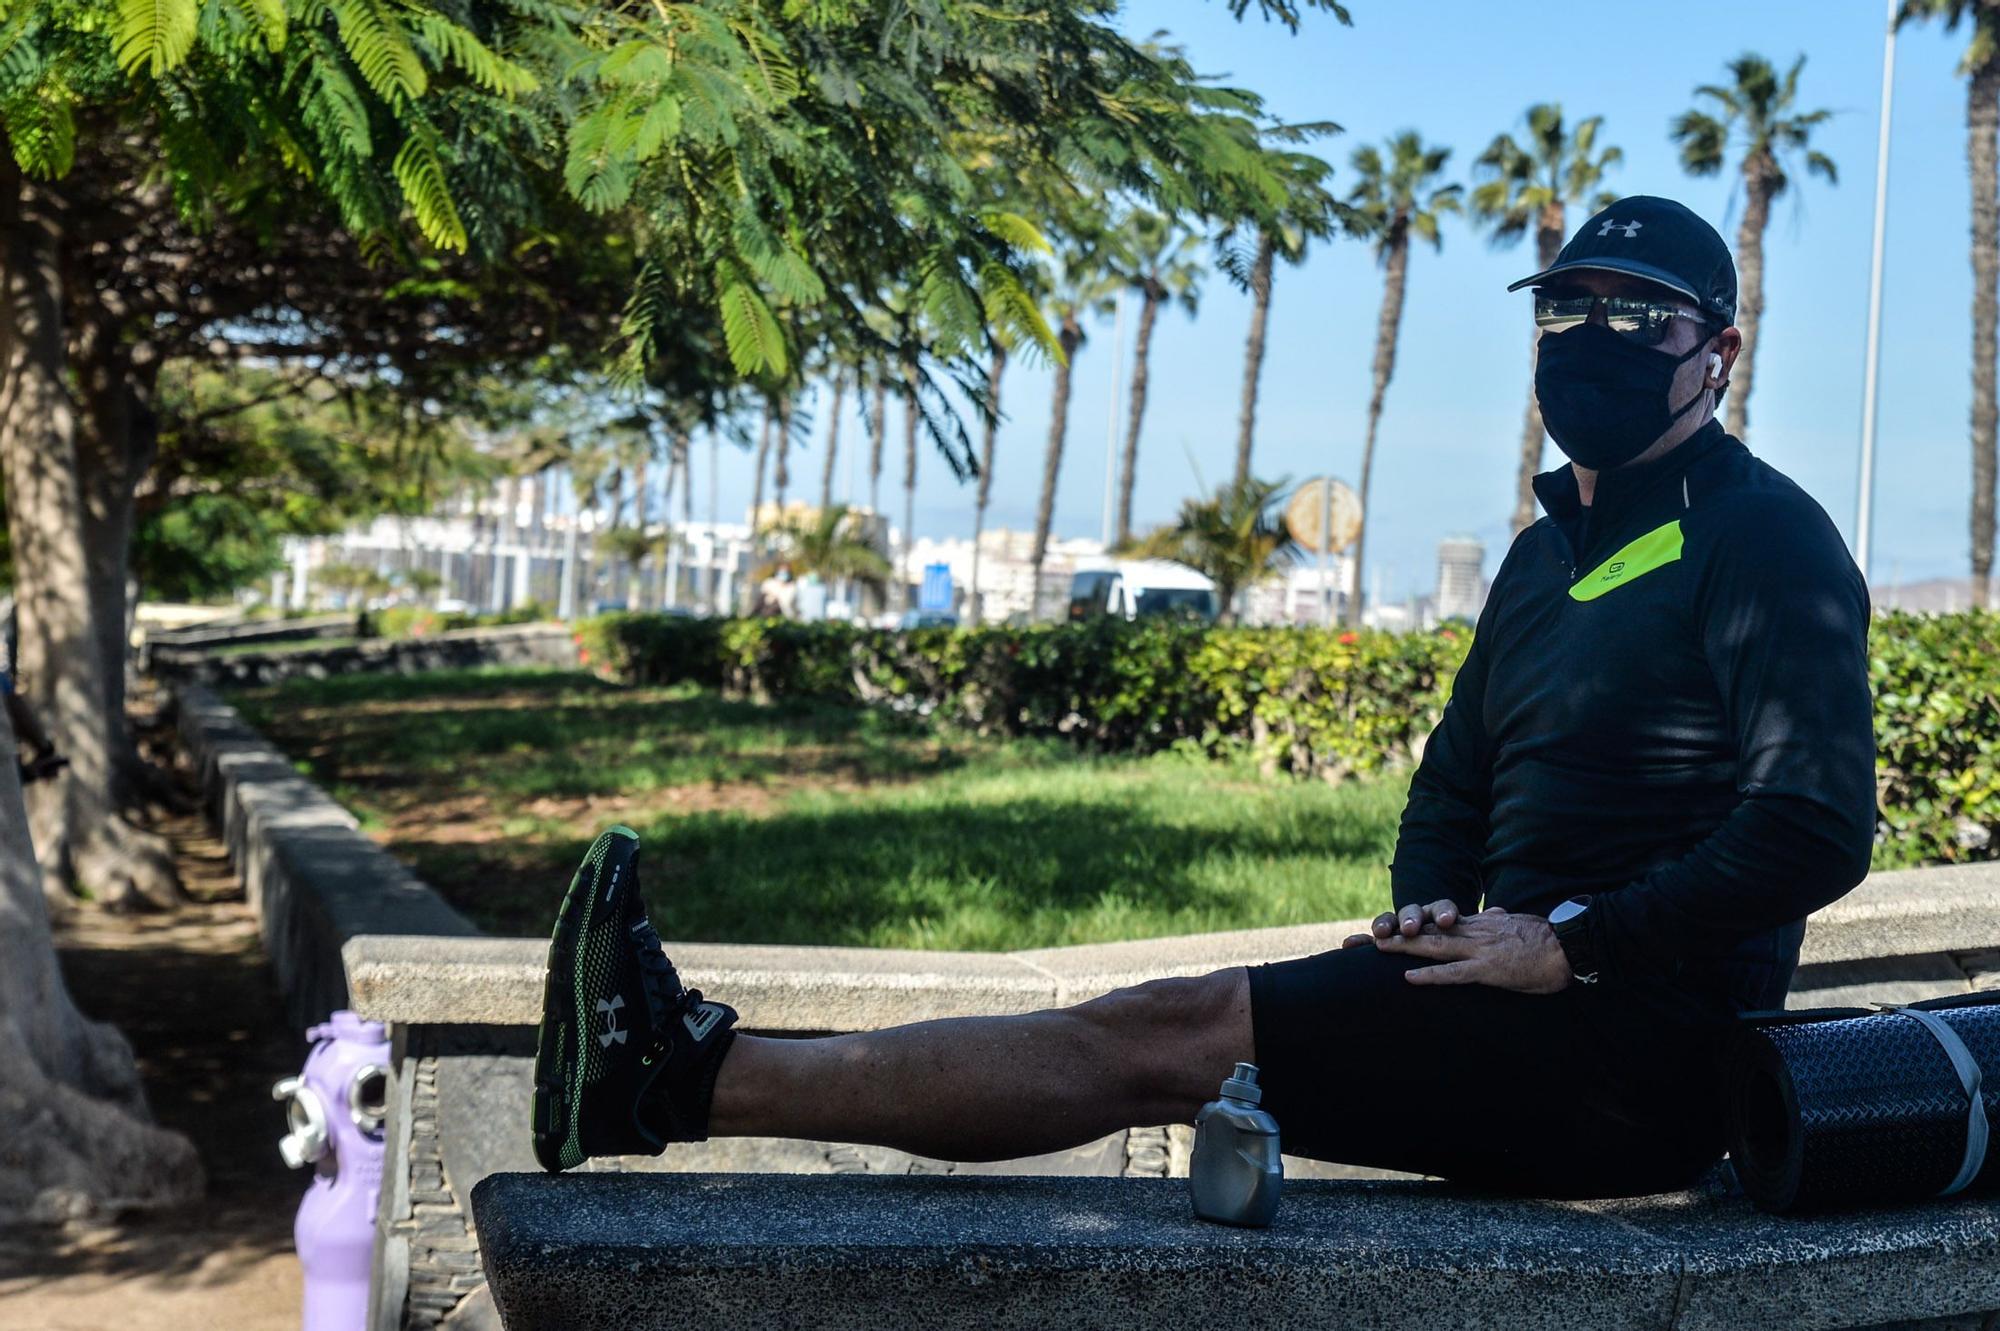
1548, 896, 1600, 985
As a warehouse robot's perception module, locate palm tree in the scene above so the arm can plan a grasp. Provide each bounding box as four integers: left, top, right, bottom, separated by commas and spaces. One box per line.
1344, 132, 1461, 627
968, 342, 1008, 624
901, 360, 921, 611
868, 374, 887, 514
1127, 476, 1295, 625
750, 403, 774, 528
755, 503, 893, 591
1470, 105, 1623, 534
1215, 122, 1345, 489
1111, 210, 1204, 544
1030, 244, 1119, 617
773, 395, 794, 512
1899, 1, 2000, 607
1672, 53, 1837, 444
819, 372, 846, 510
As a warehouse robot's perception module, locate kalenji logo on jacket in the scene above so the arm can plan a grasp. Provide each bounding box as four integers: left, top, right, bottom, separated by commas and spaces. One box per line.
1570, 520, 1684, 602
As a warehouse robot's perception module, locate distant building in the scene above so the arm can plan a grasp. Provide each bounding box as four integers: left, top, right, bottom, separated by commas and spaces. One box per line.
1435, 536, 1486, 624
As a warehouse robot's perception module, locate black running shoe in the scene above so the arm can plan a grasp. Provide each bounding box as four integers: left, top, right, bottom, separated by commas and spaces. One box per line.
532, 826, 739, 1173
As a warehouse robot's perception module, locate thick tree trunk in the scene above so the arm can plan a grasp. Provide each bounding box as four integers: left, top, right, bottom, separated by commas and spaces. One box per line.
868, 378, 886, 515
1348, 230, 1410, 628
1233, 233, 1276, 489
819, 374, 844, 512
1117, 287, 1161, 546
1512, 210, 1564, 535
901, 364, 919, 612
1031, 320, 1083, 619
1728, 158, 1777, 443
0, 170, 179, 910
0, 699, 203, 1221
969, 345, 1006, 624
1972, 61, 2000, 610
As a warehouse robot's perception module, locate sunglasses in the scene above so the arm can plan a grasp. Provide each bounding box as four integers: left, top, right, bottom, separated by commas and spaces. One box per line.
1533, 294, 1710, 348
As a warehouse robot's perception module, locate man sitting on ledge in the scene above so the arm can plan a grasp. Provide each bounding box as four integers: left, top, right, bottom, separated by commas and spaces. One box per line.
530, 197, 1876, 1201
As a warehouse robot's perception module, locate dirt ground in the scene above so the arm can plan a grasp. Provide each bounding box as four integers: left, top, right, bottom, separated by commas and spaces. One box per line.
0, 809, 306, 1330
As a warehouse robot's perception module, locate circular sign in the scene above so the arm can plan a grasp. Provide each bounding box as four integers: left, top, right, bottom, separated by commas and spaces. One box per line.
1283, 477, 1361, 554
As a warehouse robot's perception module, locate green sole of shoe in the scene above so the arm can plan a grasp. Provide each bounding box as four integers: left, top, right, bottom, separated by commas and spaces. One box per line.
531, 825, 640, 1173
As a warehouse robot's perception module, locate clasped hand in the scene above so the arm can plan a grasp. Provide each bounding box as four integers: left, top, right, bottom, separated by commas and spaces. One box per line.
1340, 899, 1571, 994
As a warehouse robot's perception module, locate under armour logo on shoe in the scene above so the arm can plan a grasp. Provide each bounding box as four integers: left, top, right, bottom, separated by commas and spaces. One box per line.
596, 995, 627, 1047
1598, 219, 1642, 238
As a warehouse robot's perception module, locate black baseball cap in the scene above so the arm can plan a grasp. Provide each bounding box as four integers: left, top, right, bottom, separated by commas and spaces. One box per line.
1506, 195, 1737, 326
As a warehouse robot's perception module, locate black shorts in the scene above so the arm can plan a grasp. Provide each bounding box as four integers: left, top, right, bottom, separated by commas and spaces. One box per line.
1246, 946, 1739, 1199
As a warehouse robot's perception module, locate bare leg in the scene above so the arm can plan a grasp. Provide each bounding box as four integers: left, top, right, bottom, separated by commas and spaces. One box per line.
709, 969, 1253, 1161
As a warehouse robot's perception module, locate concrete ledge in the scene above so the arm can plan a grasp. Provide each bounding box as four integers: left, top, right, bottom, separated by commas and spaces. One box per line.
343, 860, 2000, 1031
158, 622, 574, 689
471, 1172, 2000, 1331
177, 685, 478, 1031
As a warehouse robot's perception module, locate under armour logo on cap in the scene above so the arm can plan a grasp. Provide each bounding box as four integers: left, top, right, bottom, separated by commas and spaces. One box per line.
1507, 196, 1738, 324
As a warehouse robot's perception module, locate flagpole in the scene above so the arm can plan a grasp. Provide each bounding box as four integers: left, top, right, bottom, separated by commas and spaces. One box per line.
1855, 0, 1898, 581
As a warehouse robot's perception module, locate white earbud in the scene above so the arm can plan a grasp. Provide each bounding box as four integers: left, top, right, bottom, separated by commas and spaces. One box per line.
1708, 353, 1723, 380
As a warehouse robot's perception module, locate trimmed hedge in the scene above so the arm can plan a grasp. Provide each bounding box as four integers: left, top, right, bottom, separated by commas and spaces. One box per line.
1870, 609, 2000, 867
579, 613, 1467, 780
578, 609, 2000, 867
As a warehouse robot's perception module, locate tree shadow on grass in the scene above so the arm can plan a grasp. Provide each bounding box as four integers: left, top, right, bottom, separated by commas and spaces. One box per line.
258, 688, 981, 802
403, 793, 1397, 948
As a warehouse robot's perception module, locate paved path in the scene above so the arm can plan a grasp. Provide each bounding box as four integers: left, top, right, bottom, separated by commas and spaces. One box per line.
0, 805, 303, 1329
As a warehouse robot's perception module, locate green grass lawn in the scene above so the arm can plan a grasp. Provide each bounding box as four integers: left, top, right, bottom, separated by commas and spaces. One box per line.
228, 667, 1407, 949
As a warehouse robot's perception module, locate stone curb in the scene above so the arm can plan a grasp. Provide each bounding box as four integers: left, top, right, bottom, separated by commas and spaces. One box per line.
344, 859, 2000, 1031
159, 623, 575, 689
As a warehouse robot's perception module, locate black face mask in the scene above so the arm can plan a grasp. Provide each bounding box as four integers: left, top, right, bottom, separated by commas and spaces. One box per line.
1533, 321, 1712, 471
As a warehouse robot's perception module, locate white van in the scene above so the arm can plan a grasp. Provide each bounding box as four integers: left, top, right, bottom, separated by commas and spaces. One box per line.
1065, 559, 1219, 624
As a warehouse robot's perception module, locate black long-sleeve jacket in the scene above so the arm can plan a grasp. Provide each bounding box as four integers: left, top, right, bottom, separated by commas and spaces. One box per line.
1390, 421, 1877, 1011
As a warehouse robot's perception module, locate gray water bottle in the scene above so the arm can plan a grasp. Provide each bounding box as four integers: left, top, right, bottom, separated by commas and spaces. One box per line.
1189, 1062, 1282, 1227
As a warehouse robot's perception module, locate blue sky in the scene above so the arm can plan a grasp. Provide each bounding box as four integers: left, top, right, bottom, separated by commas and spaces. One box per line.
712, 0, 1982, 602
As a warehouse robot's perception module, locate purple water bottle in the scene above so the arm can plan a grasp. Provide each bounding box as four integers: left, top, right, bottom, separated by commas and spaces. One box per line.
274, 1010, 391, 1331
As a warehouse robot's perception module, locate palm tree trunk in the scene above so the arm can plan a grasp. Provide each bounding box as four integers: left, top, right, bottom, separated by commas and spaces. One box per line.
902, 363, 920, 612
750, 406, 772, 527
1347, 233, 1411, 627
774, 398, 791, 512
868, 377, 886, 515
970, 344, 1007, 624
1032, 320, 1084, 619
819, 374, 845, 511
630, 452, 649, 608
1512, 209, 1564, 534
1117, 286, 1162, 545
1972, 60, 2000, 610
1233, 232, 1276, 489
1728, 158, 1777, 443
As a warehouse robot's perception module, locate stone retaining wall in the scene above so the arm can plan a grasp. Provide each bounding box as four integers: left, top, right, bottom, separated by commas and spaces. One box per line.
176, 685, 478, 1031
159, 623, 575, 689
